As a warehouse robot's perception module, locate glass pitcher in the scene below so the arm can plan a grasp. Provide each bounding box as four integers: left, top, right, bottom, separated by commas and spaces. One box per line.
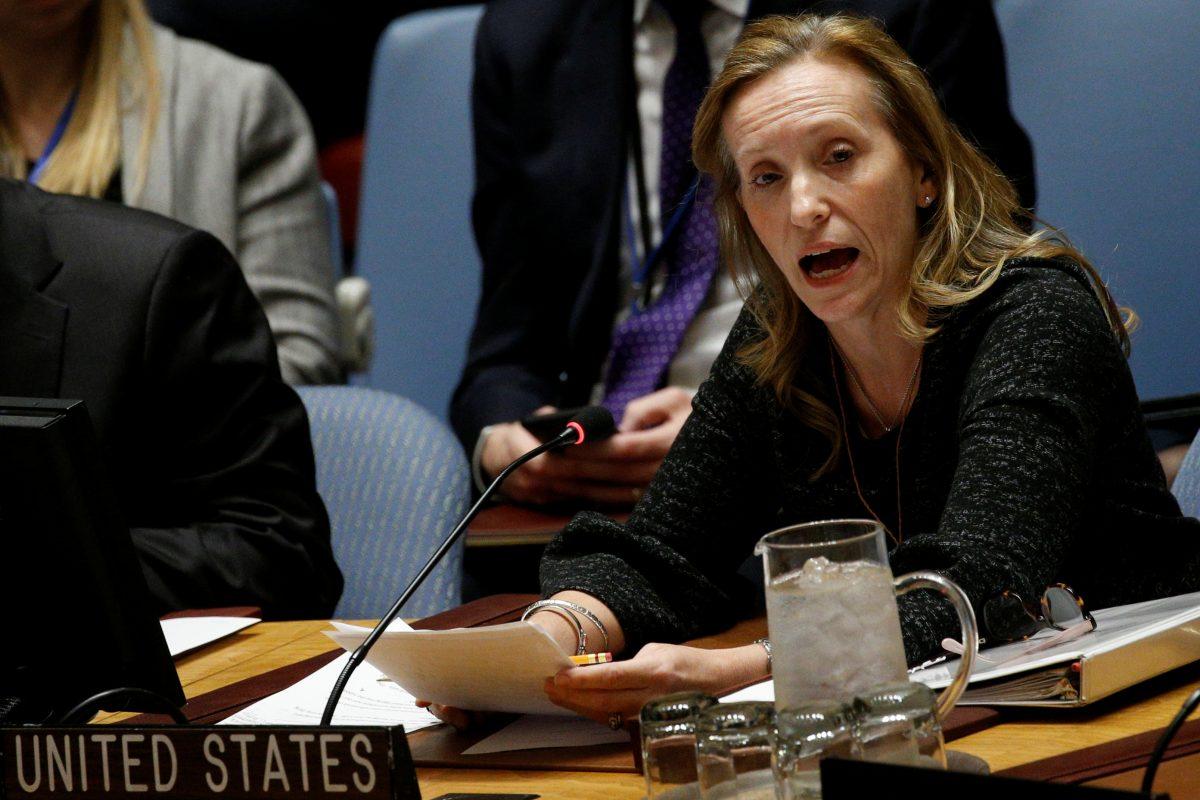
753, 519, 977, 721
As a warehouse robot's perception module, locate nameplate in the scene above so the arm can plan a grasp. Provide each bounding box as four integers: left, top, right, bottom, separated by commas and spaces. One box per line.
0, 725, 419, 799
820, 758, 1164, 799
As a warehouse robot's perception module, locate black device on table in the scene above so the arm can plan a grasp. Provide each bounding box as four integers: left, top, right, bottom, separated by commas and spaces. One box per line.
0, 397, 183, 724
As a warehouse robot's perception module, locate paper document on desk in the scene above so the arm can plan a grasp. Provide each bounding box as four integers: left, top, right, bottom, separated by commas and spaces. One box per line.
220, 651, 441, 729
160, 616, 259, 658
721, 680, 774, 704
462, 714, 628, 755
325, 621, 576, 716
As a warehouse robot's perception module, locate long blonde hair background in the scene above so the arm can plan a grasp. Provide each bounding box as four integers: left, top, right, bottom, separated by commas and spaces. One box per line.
0, 0, 159, 200
692, 14, 1131, 477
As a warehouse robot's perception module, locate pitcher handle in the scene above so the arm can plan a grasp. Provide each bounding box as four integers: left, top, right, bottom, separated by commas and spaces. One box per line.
894, 571, 978, 721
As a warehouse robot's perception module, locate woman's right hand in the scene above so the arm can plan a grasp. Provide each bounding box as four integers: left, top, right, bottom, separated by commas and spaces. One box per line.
543, 642, 767, 725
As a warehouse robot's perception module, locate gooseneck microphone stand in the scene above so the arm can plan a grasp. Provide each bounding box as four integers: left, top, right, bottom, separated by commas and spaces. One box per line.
320, 408, 613, 725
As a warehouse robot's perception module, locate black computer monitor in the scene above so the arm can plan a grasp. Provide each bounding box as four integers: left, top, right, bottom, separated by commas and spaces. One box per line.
0, 397, 183, 723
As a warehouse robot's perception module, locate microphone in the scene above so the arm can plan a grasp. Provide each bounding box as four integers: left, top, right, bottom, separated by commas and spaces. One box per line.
320, 406, 616, 725
563, 405, 617, 444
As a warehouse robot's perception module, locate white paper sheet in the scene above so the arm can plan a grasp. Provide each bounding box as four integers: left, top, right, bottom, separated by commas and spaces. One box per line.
721, 680, 775, 704
160, 616, 259, 657
325, 621, 576, 716
220, 652, 442, 730
462, 714, 628, 755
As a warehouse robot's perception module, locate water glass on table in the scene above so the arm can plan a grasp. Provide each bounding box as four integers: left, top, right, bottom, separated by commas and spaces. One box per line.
772, 700, 859, 800
640, 691, 719, 799
695, 701, 776, 799
853, 681, 946, 769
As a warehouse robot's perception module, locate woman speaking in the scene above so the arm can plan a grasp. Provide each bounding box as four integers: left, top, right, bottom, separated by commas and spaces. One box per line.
428, 13, 1200, 728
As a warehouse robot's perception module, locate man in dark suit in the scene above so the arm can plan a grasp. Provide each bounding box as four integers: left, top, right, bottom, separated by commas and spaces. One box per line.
452, 0, 1035, 508
0, 179, 342, 619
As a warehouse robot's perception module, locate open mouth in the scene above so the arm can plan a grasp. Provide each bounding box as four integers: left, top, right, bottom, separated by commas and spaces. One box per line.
800, 247, 859, 280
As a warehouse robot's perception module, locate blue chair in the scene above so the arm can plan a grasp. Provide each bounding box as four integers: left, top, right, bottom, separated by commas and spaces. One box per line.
323, 181, 374, 375
995, 1, 1200, 401
354, 6, 484, 421
296, 386, 470, 618
1174, 432, 1200, 519
320, 181, 345, 278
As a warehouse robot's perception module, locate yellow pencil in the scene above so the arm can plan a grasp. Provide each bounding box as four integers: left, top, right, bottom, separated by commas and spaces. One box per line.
570, 652, 613, 665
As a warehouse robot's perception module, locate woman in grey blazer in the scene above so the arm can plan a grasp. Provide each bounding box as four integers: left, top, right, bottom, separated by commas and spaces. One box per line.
0, 0, 341, 385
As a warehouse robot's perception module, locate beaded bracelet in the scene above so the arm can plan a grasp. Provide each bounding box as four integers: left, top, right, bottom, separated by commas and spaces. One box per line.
521, 601, 587, 655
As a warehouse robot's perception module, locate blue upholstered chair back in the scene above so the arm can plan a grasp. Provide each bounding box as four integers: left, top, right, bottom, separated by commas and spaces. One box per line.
1174, 432, 1200, 519
320, 181, 345, 277
995, 1, 1200, 401
353, 6, 484, 421
296, 386, 469, 618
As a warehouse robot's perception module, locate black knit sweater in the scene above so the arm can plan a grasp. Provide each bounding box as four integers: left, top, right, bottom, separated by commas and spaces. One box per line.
542, 258, 1200, 664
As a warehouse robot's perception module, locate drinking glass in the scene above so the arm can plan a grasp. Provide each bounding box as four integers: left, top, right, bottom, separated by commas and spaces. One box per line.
754, 519, 978, 720
640, 691, 718, 799
694, 701, 776, 799
772, 701, 859, 800
853, 681, 946, 769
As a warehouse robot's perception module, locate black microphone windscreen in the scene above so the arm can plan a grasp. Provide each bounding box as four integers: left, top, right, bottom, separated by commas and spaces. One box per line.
569, 406, 616, 442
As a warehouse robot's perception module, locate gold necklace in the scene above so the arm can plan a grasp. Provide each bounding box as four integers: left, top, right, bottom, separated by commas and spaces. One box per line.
828, 339, 922, 547
832, 340, 922, 434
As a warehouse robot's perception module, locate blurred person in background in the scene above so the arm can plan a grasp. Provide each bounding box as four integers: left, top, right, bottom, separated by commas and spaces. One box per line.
0, 0, 341, 385
0, 178, 343, 618
453, 0, 1036, 511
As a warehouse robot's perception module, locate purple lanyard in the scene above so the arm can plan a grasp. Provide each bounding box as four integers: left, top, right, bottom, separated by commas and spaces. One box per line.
28, 89, 79, 185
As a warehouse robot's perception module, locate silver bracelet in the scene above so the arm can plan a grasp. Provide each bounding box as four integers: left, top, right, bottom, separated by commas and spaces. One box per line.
754, 638, 772, 672
546, 599, 611, 652
521, 600, 587, 655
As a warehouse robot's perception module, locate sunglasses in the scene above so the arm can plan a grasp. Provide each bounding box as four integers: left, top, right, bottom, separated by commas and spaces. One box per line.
940, 584, 1097, 667
984, 584, 1096, 645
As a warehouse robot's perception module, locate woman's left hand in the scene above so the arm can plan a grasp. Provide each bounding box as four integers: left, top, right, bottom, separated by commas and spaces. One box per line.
544, 643, 768, 726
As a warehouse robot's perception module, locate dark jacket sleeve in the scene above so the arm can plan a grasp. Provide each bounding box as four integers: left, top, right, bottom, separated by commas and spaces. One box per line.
903, 0, 1036, 209
129, 230, 342, 619
542, 310, 783, 653
891, 265, 1138, 660
449, 7, 562, 450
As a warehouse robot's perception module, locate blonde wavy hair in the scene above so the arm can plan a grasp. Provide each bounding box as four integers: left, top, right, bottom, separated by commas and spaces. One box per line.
0, 0, 159, 200
692, 13, 1130, 476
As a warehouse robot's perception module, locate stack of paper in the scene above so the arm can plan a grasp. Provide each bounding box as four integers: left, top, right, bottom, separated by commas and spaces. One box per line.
223, 617, 627, 754
324, 620, 577, 716
220, 652, 440, 730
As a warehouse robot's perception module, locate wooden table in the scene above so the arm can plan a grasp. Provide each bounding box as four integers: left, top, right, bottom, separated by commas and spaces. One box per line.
101, 619, 1200, 799
466, 504, 630, 548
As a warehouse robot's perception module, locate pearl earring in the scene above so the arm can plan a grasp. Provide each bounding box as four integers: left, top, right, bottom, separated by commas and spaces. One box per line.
922, 195, 933, 207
